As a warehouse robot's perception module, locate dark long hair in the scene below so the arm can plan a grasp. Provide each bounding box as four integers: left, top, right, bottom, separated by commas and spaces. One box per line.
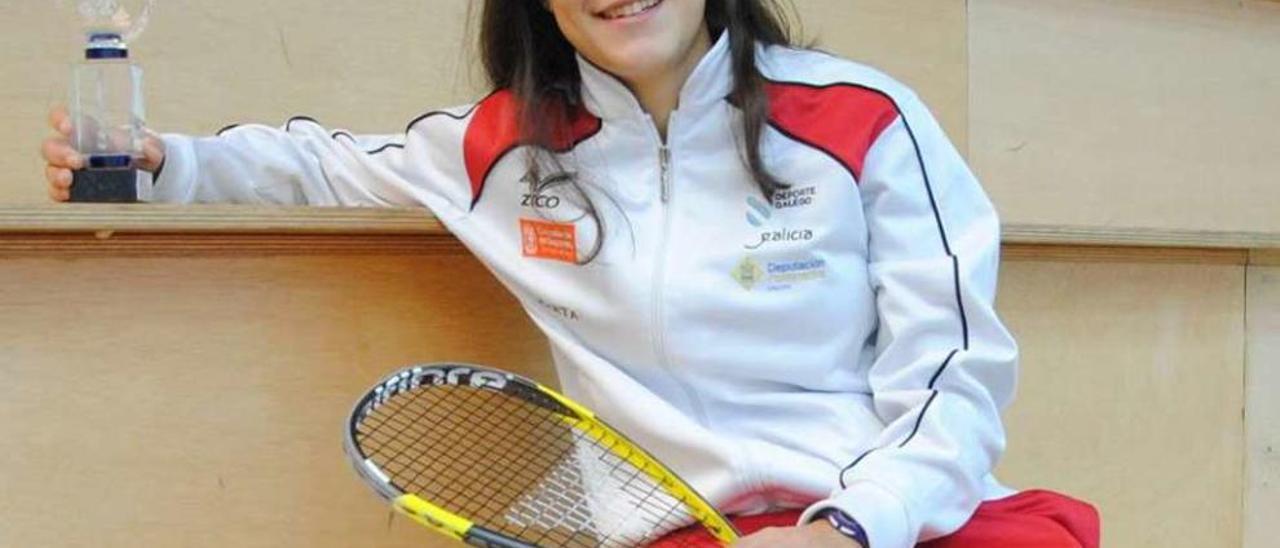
479, 0, 797, 198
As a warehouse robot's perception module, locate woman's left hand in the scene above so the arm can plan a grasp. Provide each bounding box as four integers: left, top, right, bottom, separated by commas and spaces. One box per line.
732, 520, 864, 547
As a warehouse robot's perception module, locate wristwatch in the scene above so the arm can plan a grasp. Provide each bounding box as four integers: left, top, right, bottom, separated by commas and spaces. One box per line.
815, 508, 871, 547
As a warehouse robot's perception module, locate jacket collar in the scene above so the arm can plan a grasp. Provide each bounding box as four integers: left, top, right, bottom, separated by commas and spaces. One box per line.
576, 31, 733, 121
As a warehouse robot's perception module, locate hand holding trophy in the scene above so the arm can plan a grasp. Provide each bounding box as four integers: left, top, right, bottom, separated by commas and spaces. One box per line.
62, 0, 158, 203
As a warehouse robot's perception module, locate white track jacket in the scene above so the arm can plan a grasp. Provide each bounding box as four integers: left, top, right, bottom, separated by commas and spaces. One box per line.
154, 34, 1018, 548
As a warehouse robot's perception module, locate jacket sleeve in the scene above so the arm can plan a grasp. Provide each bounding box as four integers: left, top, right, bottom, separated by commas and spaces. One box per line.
150, 105, 478, 219
798, 91, 1019, 548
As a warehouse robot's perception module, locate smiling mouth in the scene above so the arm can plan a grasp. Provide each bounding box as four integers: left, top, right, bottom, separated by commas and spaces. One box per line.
598, 0, 664, 20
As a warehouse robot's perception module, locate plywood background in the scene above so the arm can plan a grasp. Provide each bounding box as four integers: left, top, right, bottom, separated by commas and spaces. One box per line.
970, 0, 1280, 234
1245, 265, 1280, 546
0, 248, 1250, 547
0, 254, 554, 548
996, 257, 1246, 548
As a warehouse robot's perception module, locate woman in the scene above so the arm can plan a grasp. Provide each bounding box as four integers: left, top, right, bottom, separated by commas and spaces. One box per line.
42, 1, 1098, 546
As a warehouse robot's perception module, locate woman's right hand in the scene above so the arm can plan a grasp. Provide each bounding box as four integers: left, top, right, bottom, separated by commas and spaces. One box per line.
41, 106, 166, 202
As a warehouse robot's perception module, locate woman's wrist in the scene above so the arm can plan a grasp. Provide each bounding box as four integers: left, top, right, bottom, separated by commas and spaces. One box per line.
813, 508, 870, 548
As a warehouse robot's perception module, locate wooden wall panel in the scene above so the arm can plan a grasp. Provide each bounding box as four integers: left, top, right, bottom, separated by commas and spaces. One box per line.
0, 253, 549, 548
1245, 265, 1280, 547
970, 0, 1280, 234
996, 258, 1246, 548
0, 245, 1256, 547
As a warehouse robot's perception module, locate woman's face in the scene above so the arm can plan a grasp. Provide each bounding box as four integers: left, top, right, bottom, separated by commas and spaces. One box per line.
547, 0, 710, 86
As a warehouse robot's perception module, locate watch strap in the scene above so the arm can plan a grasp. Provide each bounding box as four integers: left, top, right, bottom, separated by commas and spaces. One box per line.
816, 508, 871, 547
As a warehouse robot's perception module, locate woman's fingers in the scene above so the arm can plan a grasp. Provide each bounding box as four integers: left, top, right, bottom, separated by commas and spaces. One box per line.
45, 106, 81, 202
46, 165, 73, 190
48, 105, 72, 137
139, 134, 166, 173
42, 136, 83, 169
48, 181, 70, 202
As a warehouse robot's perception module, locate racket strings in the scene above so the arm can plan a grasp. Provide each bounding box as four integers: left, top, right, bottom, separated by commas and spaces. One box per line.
503, 429, 693, 543
354, 384, 706, 547
365, 387, 568, 514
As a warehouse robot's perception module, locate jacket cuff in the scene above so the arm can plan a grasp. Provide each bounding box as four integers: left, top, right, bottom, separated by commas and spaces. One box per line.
150, 134, 198, 203
798, 480, 912, 548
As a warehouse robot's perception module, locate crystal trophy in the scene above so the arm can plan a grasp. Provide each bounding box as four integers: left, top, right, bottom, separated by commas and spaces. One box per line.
67, 0, 156, 203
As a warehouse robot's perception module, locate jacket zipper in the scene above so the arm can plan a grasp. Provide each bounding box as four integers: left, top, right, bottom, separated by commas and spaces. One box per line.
659, 146, 672, 203
648, 115, 711, 427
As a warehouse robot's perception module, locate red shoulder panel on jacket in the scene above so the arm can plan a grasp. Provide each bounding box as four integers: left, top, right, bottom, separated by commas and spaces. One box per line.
766, 82, 900, 183
463, 90, 603, 209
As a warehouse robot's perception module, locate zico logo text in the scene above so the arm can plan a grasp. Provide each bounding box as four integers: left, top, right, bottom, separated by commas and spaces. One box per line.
520, 171, 571, 210
521, 194, 561, 209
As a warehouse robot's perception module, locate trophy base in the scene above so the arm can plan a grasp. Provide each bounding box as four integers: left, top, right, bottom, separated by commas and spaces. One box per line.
70, 168, 142, 203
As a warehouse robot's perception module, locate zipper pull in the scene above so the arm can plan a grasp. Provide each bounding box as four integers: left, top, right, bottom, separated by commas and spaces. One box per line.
659, 146, 671, 203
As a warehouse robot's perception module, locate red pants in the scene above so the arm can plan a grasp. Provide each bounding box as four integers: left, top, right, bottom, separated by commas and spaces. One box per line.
652, 490, 1099, 547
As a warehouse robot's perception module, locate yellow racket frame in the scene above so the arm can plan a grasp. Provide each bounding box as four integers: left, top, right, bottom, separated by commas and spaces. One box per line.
542, 384, 740, 546
349, 365, 740, 547
391, 494, 475, 542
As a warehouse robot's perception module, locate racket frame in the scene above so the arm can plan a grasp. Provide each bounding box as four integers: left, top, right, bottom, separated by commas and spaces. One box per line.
343, 363, 740, 547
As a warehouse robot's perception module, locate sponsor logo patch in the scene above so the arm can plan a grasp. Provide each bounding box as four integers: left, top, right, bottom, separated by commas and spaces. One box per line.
731, 256, 766, 290
745, 228, 815, 250
771, 185, 817, 209
743, 196, 815, 250
520, 218, 577, 263
519, 172, 567, 211
731, 254, 828, 292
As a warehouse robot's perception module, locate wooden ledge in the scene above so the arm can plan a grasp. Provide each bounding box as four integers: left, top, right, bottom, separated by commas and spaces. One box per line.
0, 204, 445, 235
0, 205, 1276, 263
1002, 224, 1280, 252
